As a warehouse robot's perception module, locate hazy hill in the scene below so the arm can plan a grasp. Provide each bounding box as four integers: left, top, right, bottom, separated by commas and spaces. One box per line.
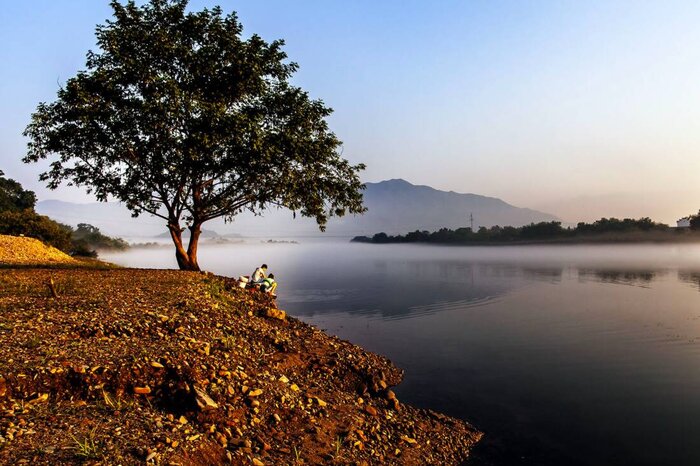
330, 179, 559, 235
36, 179, 558, 238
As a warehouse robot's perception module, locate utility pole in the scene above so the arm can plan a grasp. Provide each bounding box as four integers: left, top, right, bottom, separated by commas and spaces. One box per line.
470, 213, 474, 231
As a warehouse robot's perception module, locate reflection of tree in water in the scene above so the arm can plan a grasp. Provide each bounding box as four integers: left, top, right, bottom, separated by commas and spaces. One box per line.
577, 269, 658, 287
522, 267, 564, 282
678, 270, 700, 291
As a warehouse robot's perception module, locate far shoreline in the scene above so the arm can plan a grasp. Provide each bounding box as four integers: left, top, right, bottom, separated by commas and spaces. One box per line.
351, 231, 700, 247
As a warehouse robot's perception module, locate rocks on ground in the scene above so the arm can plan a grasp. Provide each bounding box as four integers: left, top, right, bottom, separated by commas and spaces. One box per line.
0, 268, 481, 465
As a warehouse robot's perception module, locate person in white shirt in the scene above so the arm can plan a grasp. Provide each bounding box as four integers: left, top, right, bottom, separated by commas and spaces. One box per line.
251, 264, 267, 284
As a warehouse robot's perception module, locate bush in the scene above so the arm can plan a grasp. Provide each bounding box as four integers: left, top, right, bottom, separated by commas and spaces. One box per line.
0, 209, 73, 252
70, 239, 98, 258
72, 223, 128, 250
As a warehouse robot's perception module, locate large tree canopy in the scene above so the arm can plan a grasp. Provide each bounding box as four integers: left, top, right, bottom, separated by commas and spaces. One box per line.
24, 0, 365, 270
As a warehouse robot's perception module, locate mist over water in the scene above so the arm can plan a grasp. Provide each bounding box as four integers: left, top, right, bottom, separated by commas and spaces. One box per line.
103, 241, 700, 465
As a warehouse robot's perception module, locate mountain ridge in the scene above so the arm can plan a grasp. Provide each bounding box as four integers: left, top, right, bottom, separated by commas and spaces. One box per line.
36, 179, 559, 237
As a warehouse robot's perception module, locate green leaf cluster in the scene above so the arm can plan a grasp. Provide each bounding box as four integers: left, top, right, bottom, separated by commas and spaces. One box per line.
0, 170, 37, 212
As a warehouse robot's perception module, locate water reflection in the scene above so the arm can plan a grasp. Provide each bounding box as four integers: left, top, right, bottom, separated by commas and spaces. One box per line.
102, 242, 700, 466
283, 261, 527, 320
522, 266, 564, 282
577, 269, 660, 288
678, 270, 700, 291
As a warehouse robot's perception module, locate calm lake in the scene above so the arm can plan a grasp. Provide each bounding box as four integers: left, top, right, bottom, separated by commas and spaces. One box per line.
102, 241, 700, 466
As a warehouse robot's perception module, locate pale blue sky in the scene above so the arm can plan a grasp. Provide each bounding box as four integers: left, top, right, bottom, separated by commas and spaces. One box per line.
2, 1, 700, 222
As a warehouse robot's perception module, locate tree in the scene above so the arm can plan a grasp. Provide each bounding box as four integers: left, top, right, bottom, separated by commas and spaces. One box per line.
73, 223, 129, 250
24, 0, 366, 271
0, 170, 37, 212
690, 211, 700, 230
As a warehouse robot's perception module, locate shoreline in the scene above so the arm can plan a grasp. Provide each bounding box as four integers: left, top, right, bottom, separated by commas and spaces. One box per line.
0, 267, 482, 465
351, 234, 700, 246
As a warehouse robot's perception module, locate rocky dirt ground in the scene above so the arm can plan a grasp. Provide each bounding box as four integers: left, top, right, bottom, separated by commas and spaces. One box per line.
0, 268, 482, 465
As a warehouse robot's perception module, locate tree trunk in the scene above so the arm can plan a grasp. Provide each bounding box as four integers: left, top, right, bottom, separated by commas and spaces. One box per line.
186, 222, 202, 271
168, 223, 200, 271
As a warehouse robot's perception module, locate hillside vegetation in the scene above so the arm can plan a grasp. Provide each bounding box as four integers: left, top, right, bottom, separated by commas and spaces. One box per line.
352, 217, 698, 245
0, 235, 77, 266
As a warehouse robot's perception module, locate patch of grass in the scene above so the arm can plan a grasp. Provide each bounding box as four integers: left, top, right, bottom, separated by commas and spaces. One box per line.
220, 333, 236, 350
205, 277, 226, 299
99, 391, 134, 412
333, 435, 345, 459
20, 336, 41, 349
70, 428, 102, 460
293, 445, 303, 464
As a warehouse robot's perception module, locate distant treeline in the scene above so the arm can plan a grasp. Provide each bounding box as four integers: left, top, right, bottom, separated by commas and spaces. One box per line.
351, 217, 697, 245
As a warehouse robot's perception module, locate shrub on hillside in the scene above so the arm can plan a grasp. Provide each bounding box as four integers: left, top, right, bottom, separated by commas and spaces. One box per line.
73, 223, 128, 250
0, 209, 72, 252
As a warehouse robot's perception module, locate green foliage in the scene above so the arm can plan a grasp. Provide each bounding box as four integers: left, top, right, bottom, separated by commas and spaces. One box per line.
689, 211, 700, 230
0, 209, 73, 251
0, 170, 36, 212
69, 239, 99, 258
353, 218, 671, 244
0, 172, 126, 257
575, 217, 666, 233
73, 223, 128, 250
24, 0, 365, 271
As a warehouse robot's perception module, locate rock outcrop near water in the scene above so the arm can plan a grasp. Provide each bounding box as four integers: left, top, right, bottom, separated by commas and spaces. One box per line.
0, 266, 482, 465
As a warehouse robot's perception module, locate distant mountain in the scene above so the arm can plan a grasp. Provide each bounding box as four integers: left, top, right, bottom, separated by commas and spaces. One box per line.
154, 229, 220, 239
36, 179, 558, 238
328, 179, 559, 235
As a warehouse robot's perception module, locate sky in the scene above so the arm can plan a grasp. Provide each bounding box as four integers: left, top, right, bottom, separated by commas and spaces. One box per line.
1, 0, 700, 224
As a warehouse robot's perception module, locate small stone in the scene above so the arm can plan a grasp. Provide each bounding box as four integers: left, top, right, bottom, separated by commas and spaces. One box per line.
252, 458, 264, 466
315, 397, 327, 407
290, 384, 300, 392
400, 435, 417, 445
150, 361, 164, 369
146, 451, 157, 462
194, 386, 219, 410
278, 375, 289, 384
364, 405, 378, 417
178, 416, 188, 425
247, 388, 263, 398
263, 308, 286, 321
29, 393, 48, 404
134, 386, 151, 395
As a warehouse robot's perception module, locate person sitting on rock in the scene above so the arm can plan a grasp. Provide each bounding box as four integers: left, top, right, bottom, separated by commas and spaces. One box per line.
260, 273, 277, 295
251, 264, 267, 285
